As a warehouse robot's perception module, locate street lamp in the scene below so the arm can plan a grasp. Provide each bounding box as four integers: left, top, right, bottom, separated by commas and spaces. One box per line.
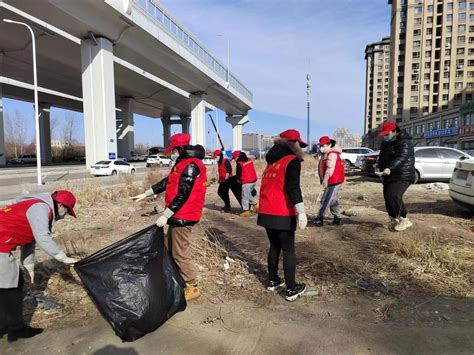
3, 19, 42, 185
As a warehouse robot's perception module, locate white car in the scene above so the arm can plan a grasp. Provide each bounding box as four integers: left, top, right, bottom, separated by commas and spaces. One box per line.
449, 158, 474, 210
340, 147, 374, 170
146, 155, 172, 167
414, 147, 471, 183
90, 160, 136, 176
130, 154, 146, 162
9, 154, 37, 165
203, 156, 217, 165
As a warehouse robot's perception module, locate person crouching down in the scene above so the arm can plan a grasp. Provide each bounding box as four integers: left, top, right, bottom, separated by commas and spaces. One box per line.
232, 151, 258, 217
0, 190, 78, 342
257, 129, 308, 302
314, 136, 345, 227
131, 133, 207, 301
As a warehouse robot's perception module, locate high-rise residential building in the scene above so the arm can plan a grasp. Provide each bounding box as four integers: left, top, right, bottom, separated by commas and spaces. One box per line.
333, 128, 362, 148
388, 0, 474, 124
242, 133, 260, 151
364, 37, 391, 134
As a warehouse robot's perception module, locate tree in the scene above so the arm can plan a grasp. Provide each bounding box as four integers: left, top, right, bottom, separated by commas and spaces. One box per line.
4, 110, 28, 158
61, 114, 75, 160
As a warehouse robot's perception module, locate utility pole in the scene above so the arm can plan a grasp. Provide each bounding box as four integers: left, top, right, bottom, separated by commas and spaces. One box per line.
306, 73, 311, 149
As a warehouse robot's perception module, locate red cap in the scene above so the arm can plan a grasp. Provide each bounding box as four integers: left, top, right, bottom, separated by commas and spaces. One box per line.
379, 122, 397, 136
280, 129, 308, 148
319, 136, 331, 146
164, 133, 191, 154
212, 149, 221, 158
232, 151, 241, 159
52, 190, 77, 218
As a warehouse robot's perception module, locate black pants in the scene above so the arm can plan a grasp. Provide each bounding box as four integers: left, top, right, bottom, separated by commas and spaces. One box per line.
383, 181, 411, 218
266, 228, 296, 290
217, 176, 242, 208
0, 271, 25, 332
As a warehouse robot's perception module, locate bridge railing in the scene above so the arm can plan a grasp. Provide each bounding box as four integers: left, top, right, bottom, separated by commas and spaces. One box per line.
134, 0, 253, 103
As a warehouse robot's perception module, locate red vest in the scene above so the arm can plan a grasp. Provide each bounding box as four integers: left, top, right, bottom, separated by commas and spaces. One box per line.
239, 160, 258, 184
165, 158, 207, 221
320, 152, 345, 186
258, 155, 297, 217
0, 199, 53, 253
218, 158, 233, 183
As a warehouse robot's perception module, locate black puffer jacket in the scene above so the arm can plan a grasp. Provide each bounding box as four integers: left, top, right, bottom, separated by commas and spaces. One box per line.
151, 144, 205, 226
378, 130, 415, 184
257, 142, 303, 231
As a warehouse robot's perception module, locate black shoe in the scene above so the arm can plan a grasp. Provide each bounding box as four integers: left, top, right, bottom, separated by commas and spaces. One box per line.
0, 328, 6, 339
266, 278, 285, 291
7, 326, 43, 343
330, 217, 343, 226
313, 217, 324, 227
285, 283, 307, 302
222, 206, 231, 213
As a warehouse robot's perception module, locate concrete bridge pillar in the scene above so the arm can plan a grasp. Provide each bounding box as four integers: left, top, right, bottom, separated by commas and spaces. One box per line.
226, 114, 249, 151
0, 83, 5, 166
81, 37, 117, 168
39, 103, 52, 165
190, 93, 206, 146
180, 116, 190, 135
117, 98, 134, 160
161, 117, 172, 148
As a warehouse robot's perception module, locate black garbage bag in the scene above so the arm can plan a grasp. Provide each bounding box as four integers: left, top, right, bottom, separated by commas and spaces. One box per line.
74, 225, 186, 342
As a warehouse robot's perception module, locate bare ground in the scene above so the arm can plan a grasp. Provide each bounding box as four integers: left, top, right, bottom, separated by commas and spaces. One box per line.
2, 161, 474, 354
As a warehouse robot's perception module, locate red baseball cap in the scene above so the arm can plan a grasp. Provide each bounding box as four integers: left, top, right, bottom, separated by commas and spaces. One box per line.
280, 129, 308, 148
379, 122, 397, 136
319, 136, 331, 146
212, 149, 221, 158
164, 133, 190, 154
232, 151, 241, 159
52, 190, 77, 218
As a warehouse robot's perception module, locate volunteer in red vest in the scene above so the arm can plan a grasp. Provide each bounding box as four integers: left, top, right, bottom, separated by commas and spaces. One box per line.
131, 133, 207, 301
0, 190, 78, 342
213, 149, 235, 213
232, 150, 258, 217
314, 136, 345, 227
257, 129, 308, 302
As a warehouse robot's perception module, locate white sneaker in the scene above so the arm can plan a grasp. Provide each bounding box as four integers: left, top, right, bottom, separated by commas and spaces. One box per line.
394, 217, 413, 232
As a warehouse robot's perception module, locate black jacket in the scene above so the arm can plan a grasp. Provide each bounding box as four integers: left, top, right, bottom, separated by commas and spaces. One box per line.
378, 130, 415, 184
151, 145, 206, 226
257, 143, 303, 231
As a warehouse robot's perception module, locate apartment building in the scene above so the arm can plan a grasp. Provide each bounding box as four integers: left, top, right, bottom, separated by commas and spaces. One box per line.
364, 37, 391, 134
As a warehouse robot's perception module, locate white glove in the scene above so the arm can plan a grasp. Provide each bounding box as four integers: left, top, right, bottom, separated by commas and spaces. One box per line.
382, 168, 391, 176
156, 215, 168, 227
54, 251, 78, 265
130, 193, 147, 202
24, 263, 35, 283
298, 213, 308, 230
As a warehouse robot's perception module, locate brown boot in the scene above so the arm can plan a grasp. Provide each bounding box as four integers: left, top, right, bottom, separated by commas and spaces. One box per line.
185, 283, 201, 301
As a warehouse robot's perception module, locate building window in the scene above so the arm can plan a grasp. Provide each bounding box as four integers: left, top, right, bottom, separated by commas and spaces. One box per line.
422, 107, 429, 113
455, 82, 464, 89
457, 48, 465, 55
400, 22, 406, 30
443, 83, 450, 89
459, 1, 467, 9
446, 26, 453, 33
411, 85, 419, 91
447, 2, 454, 10
425, 62, 431, 69
459, 13, 466, 21
413, 29, 421, 37
425, 50, 432, 57
454, 93, 463, 101
426, 39, 432, 47
470, 2, 474, 10
427, 27, 433, 35
469, 48, 474, 55
415, 18, 422, 25
459, 24, 466, 32
468, 71, 474, 78
458, 35, 466, 43
413, 40, 421, 48
424, 84, 430, 91
424, 73, 431, 80
410, 107, 418, 114
400, 11, 406, 18
471, 25, 474, 32
423, 95, 430, 102
427, 16, 434, 24
412, 73, 420, 80
470, 14, 474, 21
463, 114, 472, 126
442, 94, 449, 101
447, 14, 453, 22
428, 4, 434, 12
413, 52, 421, 59
414, 7, 422, 14
445, 49, 451, 56
444, 71, 451, 78
469, 36, 474, 44
412, 63, 420, 69
446, 37, 452, 45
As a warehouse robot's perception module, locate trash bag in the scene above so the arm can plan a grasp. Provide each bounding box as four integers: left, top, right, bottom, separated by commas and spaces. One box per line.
74, 225, 186, 342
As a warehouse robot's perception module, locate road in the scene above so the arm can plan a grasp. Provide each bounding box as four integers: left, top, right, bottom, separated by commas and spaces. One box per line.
0, 162, 150, 205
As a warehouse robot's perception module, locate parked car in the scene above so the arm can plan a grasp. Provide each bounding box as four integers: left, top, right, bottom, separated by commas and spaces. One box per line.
414, 147, 471, 183
449, 158, 474, 210
9, 155, 37, 165
360, 151, 380, 175
146, 155, 172, 167
341, 147, 374, 170
90, 160, 136, 176
130, 154, 146, 162
203, 156, 217, 166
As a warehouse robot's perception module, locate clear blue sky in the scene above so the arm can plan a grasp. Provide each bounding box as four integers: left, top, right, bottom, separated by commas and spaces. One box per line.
3, 0, 390, 148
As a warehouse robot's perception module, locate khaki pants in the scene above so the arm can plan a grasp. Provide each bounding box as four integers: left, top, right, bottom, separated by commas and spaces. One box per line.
165, 226, 197, 284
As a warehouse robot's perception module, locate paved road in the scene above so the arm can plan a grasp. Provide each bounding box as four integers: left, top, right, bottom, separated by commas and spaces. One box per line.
0, 163, 150, 205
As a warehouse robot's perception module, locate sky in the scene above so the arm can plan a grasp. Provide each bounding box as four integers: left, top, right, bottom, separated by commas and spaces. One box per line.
3, 0, 390, 148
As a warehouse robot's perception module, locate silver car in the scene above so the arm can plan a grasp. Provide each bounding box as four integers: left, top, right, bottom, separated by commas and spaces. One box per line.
414, 147, 471, 183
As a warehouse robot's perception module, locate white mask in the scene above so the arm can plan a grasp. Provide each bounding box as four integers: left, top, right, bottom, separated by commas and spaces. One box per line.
320, 145, 329, 153
171, 153, 179, 161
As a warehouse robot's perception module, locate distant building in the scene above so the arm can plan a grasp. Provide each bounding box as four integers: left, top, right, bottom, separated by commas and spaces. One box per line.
333, 128, 362, 148
262, 136, 278, 150
243, 133, 260, 151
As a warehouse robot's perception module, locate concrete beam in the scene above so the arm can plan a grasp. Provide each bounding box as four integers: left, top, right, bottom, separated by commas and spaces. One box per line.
226, 115, 249, 151
161, 116, 172, 148
81, 37, 118, 168
190, 93, 206, 146
0, 83, 5, 166
117, 98, 134, 160
39, 104, 52, 165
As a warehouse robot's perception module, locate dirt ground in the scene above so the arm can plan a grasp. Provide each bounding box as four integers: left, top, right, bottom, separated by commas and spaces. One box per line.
2, 159, 474, 354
